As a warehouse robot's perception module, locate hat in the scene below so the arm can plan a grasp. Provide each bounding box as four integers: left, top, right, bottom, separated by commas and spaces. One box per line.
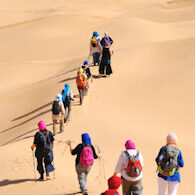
81, 133, 91, 145
83, 60, 88, 65
38, 121, 47, 131
108, 175, 122, 189
125, 140, 135, 150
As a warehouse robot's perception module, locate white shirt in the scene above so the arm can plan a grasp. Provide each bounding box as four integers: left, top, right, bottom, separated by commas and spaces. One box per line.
114, 149, 144, 181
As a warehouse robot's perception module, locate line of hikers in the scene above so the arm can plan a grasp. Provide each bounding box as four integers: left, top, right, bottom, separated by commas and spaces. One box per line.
31, 124, 184, 195
50, 31, 114, 134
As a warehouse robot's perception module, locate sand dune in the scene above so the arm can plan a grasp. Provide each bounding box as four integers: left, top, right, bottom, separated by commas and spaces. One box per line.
0, 0, 195, 194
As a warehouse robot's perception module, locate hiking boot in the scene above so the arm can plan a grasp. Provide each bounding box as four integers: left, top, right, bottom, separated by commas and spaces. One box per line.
46, 173, 51, 180
38, 174, 44, 181
83, 192, 88, 195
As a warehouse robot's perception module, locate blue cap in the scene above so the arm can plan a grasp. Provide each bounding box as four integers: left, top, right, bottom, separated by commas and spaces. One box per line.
65, 83, 70, 88
82, 133, 91, 145
83, 60, 88, 65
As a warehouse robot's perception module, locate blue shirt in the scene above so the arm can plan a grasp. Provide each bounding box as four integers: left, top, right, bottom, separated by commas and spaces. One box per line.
156, 146, 184, 182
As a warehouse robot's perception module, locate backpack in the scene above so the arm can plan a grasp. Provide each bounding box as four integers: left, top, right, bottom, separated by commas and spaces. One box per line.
52, 100, 60, 115
79, 146, 94, 167
91, 38, 98, 47
62, 90, 71, 106
38, 131, 52, 153
76, 73, 87, 87
103, 37, 110, 46
125, 151, 142, 177
158, 145, 179, 176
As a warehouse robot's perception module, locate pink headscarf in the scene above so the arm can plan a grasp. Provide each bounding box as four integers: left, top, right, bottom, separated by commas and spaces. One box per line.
125, 140, 135, 150
38, 121, 47, 131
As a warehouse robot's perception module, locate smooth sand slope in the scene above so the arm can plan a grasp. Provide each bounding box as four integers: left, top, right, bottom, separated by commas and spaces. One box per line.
0, 0, 195, 194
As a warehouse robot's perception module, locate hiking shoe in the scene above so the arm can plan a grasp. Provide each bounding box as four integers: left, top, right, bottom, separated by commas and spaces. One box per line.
83, 192, 88, 195
38, 174, 44, 181
46, 176, 51, 180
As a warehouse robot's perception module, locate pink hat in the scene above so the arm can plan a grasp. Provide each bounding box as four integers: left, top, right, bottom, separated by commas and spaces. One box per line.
125, 140, 135, 150
38, 121, 47, 131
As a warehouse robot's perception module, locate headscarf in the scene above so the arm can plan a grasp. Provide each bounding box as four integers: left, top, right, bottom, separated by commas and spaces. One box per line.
56, 94, 62, 101
108, 175, 122, 189
81, 133, 91, 145
125, 140, 136, 150
62, 83, 70, 101
84, 60, 88, 65
38, 120, 47, 131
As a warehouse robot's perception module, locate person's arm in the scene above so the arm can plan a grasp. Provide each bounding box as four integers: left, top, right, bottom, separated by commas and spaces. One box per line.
87, 68, 93, 83
67, 141, 81, 155
70, 90, 74, 101
114, 152, 124, 175
31, 133, 38, 150
91, 145, 99, 159
109, 37, 113, 45
178, 151, 184, 167
155, 147, 164, 165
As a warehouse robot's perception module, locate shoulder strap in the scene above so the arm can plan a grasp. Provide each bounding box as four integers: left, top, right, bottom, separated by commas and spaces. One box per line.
125, 150, 139, 160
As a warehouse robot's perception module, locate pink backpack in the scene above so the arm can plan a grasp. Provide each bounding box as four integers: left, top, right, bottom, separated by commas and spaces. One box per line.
79, 146, 94, 167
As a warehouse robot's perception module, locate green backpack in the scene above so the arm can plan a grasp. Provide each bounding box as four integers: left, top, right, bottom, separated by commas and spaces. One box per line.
158, 145, 179, 176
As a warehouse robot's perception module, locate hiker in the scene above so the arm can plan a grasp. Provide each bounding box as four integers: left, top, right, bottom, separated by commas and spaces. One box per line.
52, 94, 65, 135
114, 140, 143, 195
99, 43, 113, 77
89, 31, 101, 66
156, 132, 184, 195
101, 175, 122, 195
31, 121, 55, 181
76, 68, 88, 105
61, 83, 74, 122
82, 60, 93, 83
67, 133, 101, 195
100, 32, 113, 48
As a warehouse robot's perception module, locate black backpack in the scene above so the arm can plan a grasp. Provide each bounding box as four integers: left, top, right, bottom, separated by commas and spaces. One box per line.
38, 131, 52, 153
52, 100, 60, 115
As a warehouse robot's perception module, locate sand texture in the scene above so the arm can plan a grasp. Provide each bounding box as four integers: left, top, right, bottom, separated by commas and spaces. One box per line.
0, 0, 195, 194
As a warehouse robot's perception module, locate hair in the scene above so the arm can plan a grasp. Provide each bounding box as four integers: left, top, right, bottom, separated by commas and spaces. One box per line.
166, 132, 178, 145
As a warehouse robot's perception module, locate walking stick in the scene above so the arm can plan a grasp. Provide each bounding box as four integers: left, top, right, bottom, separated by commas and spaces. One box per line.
52, 153, 56, 179
32, 150, 37, 182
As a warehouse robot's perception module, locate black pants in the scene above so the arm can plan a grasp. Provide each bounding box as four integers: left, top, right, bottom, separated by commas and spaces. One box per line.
99, 60, 112, 75
35, 151, 52, 174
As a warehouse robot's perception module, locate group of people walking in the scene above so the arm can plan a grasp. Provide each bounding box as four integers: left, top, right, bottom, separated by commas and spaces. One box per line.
89, 31, 114, 77
31, 124, 184, 195
30, 32, 184, 195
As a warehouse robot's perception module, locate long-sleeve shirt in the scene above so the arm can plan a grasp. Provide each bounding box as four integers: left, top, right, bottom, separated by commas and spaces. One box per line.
156, 146, 184, 182
114, 149, 144, 181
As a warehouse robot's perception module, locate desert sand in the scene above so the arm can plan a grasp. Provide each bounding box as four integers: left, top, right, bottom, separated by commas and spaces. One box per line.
0, 0, 195, 194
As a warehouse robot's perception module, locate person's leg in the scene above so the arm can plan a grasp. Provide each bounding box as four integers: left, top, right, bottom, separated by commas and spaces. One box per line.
131, 180, 143, 195
53, 119, 57, 135
35, 153, 44, 180
121, 177, 132, 195
92, 53, 96, 66
44, 152, 54, 179
76, 164, 90, 192
106, 62, 112, 76
168, 181, 179, 195
66, 102, 71, 121
60, 119, 64, 132
158, 177, 168, 195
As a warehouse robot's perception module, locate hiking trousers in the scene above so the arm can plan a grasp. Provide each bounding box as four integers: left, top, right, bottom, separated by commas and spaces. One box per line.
64, 102, 71, 121
93, 52, 100, 65
76, 164, 91, 192
99, 60, 112, 76
35, 151, 53, 175
53, 119, 64, 135
121, 177, 143, 195
158, 177, 179, 195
